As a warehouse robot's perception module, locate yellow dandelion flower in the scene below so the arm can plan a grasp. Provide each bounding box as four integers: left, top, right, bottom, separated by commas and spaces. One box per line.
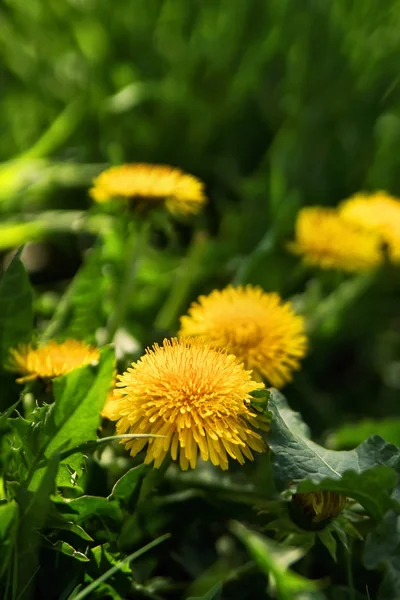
290, 206, 383, 272
106, 338, 266, 471
8, 340, 100, 383
89, 163, 206, 216
179, 285, 307, 388
292, 491, 347, 525
339, 191, 400, 262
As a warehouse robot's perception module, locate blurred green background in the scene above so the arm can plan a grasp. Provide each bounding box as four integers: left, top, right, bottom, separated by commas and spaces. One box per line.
2, 0, 400, 439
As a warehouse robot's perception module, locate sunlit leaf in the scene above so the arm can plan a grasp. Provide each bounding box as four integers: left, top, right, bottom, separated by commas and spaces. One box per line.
42, 245, 107, 344
0, 249, 33, 367
28, 347, 115, 490
329, 418, 400, 449
187, 582, 223, 600
16, 453, 60, 600
42, 538, 90, 562
0, 501, 18, 579
55, 495, 123, 542
108, 464, 148, 511
231, 521, 324, 599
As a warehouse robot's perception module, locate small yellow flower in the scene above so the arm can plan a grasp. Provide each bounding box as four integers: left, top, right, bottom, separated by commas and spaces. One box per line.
292, 491, 347, 525
89, 163, 206, 216
106, 338, 267, 471
290, 206, 383, 272
179, 285, 307, 388
8, 340, 100, 383
339, 191, 400, 262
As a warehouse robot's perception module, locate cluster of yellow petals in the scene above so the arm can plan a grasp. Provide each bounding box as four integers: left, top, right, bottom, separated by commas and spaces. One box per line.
89, 163, 206, 216
339, 191, 400, 263
290, 206, 383, 272
105, 338, 267, 471
179, 285, 307, 388
8, 340, 100, 383
293, 491, 347, 523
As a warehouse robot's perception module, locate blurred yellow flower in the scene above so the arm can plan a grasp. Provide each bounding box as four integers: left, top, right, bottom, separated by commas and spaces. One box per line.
179, 285, 307, 388
293, 491, 347, 524
106, 338, 266, 471
8, 340, 100, 383
339, 191, 400, 262
101, 371, 118, 420
290, 207, 383, 272
89, 163, 206, 216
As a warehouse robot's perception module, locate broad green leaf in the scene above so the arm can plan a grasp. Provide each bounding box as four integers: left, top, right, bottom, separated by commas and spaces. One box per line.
0, 221, 45, 250
187, 582, 223, 600
43, 539, 90, 562
0, 399, 20, 430
90, 543, 132, 574
317, 528, 337, 562
0, 500, 18, 579
231, 521, 324, 600
185, 555, 242, 598
28, 347, 115, 490
0, 500, 18, 539
44, 501, 94, 541
364, 511, 400, 600
55, 495, 123, 542
108, 464, 148, 510
42, 245, 106, 344
55, 521, 93, 543
268, 390, 400, 519
6, 404, 53, 484
329, 418, 400, 449
0, 250, 33, 367
16, 452, 60, 600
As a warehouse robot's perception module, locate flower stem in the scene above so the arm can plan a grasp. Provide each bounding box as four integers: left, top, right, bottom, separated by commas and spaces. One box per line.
233, 229, 276, 285
307, 272, 376, 336
154, 231, 208, 332
105, 220, 149, 344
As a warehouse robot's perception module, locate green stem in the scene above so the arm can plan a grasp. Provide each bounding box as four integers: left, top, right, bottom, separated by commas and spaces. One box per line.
105, 220, 149, 344
71, 533, 170, 600
58, 433, 165, 462
154, 231, 208, 332
233, 229, 276, 285
165, 470, 271, 506
19, 100, 82, 160
41, 282, 75, 343
307, 272, 376, 336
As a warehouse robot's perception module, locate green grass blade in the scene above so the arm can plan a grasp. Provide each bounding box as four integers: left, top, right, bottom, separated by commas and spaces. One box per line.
69, 533, 170, 600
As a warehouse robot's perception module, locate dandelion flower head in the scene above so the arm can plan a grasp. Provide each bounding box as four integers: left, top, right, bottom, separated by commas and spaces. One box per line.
292, 491, 347, 526
340, 191, 400, 262
106, 338, 266, 471
8, 339, 100, 383
179, 285, 307, 388
89, 163, 206, 216
290, 206, 383, 272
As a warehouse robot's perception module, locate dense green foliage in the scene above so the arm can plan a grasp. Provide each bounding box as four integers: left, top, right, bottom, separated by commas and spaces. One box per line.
1, 1, 400, 598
